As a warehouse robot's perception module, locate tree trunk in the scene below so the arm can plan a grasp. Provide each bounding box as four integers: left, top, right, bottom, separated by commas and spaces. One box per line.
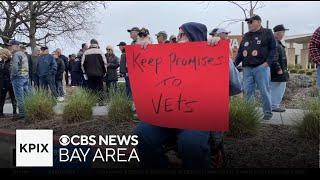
28, 1, 37, 52
249, 1, 254, 17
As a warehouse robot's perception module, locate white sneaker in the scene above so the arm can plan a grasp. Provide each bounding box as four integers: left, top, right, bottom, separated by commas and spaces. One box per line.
57, 97, 65, 102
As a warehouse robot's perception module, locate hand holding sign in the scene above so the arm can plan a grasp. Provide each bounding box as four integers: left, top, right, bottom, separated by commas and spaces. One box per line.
126, 40, 230, 131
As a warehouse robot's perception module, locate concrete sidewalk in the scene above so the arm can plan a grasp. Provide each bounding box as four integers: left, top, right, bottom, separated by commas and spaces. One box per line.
3, 103, 305, 126
258, 108, 305, 126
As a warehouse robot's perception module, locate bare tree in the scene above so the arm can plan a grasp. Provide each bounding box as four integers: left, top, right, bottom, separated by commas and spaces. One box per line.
200, 1, 265, 28
1, 1, 107, 51
0, 1, 29, 43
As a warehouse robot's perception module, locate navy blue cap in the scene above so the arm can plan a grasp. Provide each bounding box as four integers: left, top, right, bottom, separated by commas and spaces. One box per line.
7, 39, 21, 46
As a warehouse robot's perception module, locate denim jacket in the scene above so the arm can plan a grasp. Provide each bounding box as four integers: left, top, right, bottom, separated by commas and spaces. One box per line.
37, 54, 57, 77
10, 51, 29, 79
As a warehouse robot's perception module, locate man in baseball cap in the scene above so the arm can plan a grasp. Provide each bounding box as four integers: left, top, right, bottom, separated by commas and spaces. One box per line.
128, 27, 140, 45
245, 14, 262, 23
169, 35, 177, 43
117, 42, 127, 46
270, 24, 289, 113
127, 27, 140, 33
155, 31, 169, 44
216, 28, 231, 35
273, 24, 289, 32
138, 27, 150, 37
235, 14, 277, 121
209, 28, 219, 37
216, 28, 233, 58
117, 40, 131, 98
6, 39, 21, 46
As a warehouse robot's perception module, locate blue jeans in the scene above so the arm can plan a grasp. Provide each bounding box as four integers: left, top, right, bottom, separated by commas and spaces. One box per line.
106, 80, 118, 92
32, 74, 40, 88
11, 77, 31, 117
39, 76, 58, 97
243, 64, 272, 116
317, 65, 320, 90
55, 79, 64, 97
124, 76, 132, 99
134, 122, 211, 169
271, 82, 286, 110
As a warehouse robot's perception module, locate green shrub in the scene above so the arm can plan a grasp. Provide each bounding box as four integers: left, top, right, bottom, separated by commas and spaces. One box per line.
290, 69, 297, 74
297, 98, 320, 139
63, 88, 97, 123
107, 86, 134, 123
25, 88, 56, 122
288, 64, 295, 71
117, 82, 126, 94
295, 64, 303, 69
228, 97, 262, 138
298, 69, 306, 74
309, 87, 319, 97
306, 71, 313, 76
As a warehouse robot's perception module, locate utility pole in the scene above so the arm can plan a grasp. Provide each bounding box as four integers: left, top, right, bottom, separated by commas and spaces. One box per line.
242, 22, 244, 36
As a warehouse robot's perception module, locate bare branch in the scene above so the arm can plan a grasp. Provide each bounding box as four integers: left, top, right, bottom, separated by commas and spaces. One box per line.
229, 1, 248, 19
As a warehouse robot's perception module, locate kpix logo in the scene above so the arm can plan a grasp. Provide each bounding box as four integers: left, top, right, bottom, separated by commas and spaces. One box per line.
16, 130, 53, 167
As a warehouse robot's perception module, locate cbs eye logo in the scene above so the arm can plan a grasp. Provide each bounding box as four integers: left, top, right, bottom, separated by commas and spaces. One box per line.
59, 135, 70, 146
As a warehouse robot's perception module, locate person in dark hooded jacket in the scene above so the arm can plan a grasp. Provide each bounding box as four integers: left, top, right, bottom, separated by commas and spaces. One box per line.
105, 45, 119, 93
134, 22, 222, 169
0, 48, 17, 118
70, 53, 84, 86
53, 51, 65, 102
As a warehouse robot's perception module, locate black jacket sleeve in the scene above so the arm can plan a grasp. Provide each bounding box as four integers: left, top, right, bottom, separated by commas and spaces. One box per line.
272, 41, 282, 73
59, 59, 66, 74
119, 53, 127, 74
266, 29, 277, 66
108, 56, 120, 69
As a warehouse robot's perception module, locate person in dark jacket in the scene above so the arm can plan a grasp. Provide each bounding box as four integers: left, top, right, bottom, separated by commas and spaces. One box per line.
105, 45, 119, 93
78, 43, 89, 87
134, 22, 221, 169
118, 42, 132, 98
0, 48, 17, 118
53, 51, 65, 102
235, 15, 276, 121
56, 48, 69, 86
81, 39, 107, 104
37, 46, 58, 98
70, 53, 84, 87
127, 27, 140, 45
30, 47, 41, 88
270, 25, 290, 112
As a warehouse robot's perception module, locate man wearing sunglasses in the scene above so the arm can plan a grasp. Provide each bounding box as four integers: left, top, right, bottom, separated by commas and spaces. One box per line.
235, 15, 276, 121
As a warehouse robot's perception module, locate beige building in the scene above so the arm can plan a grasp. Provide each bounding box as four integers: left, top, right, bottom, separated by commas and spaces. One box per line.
284, 33, 316, 69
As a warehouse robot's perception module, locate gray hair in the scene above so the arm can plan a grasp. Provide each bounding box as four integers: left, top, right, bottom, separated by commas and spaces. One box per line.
90, 39, 99, 45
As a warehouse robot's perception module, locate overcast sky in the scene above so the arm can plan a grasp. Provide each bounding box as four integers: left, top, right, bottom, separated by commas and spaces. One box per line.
46, 1, 320, 57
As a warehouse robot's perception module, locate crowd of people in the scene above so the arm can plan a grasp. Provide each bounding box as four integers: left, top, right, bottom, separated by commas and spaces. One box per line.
0, 14, 319, 168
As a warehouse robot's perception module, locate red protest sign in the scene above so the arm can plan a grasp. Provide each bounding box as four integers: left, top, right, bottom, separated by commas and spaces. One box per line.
125, 40, 229, 131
